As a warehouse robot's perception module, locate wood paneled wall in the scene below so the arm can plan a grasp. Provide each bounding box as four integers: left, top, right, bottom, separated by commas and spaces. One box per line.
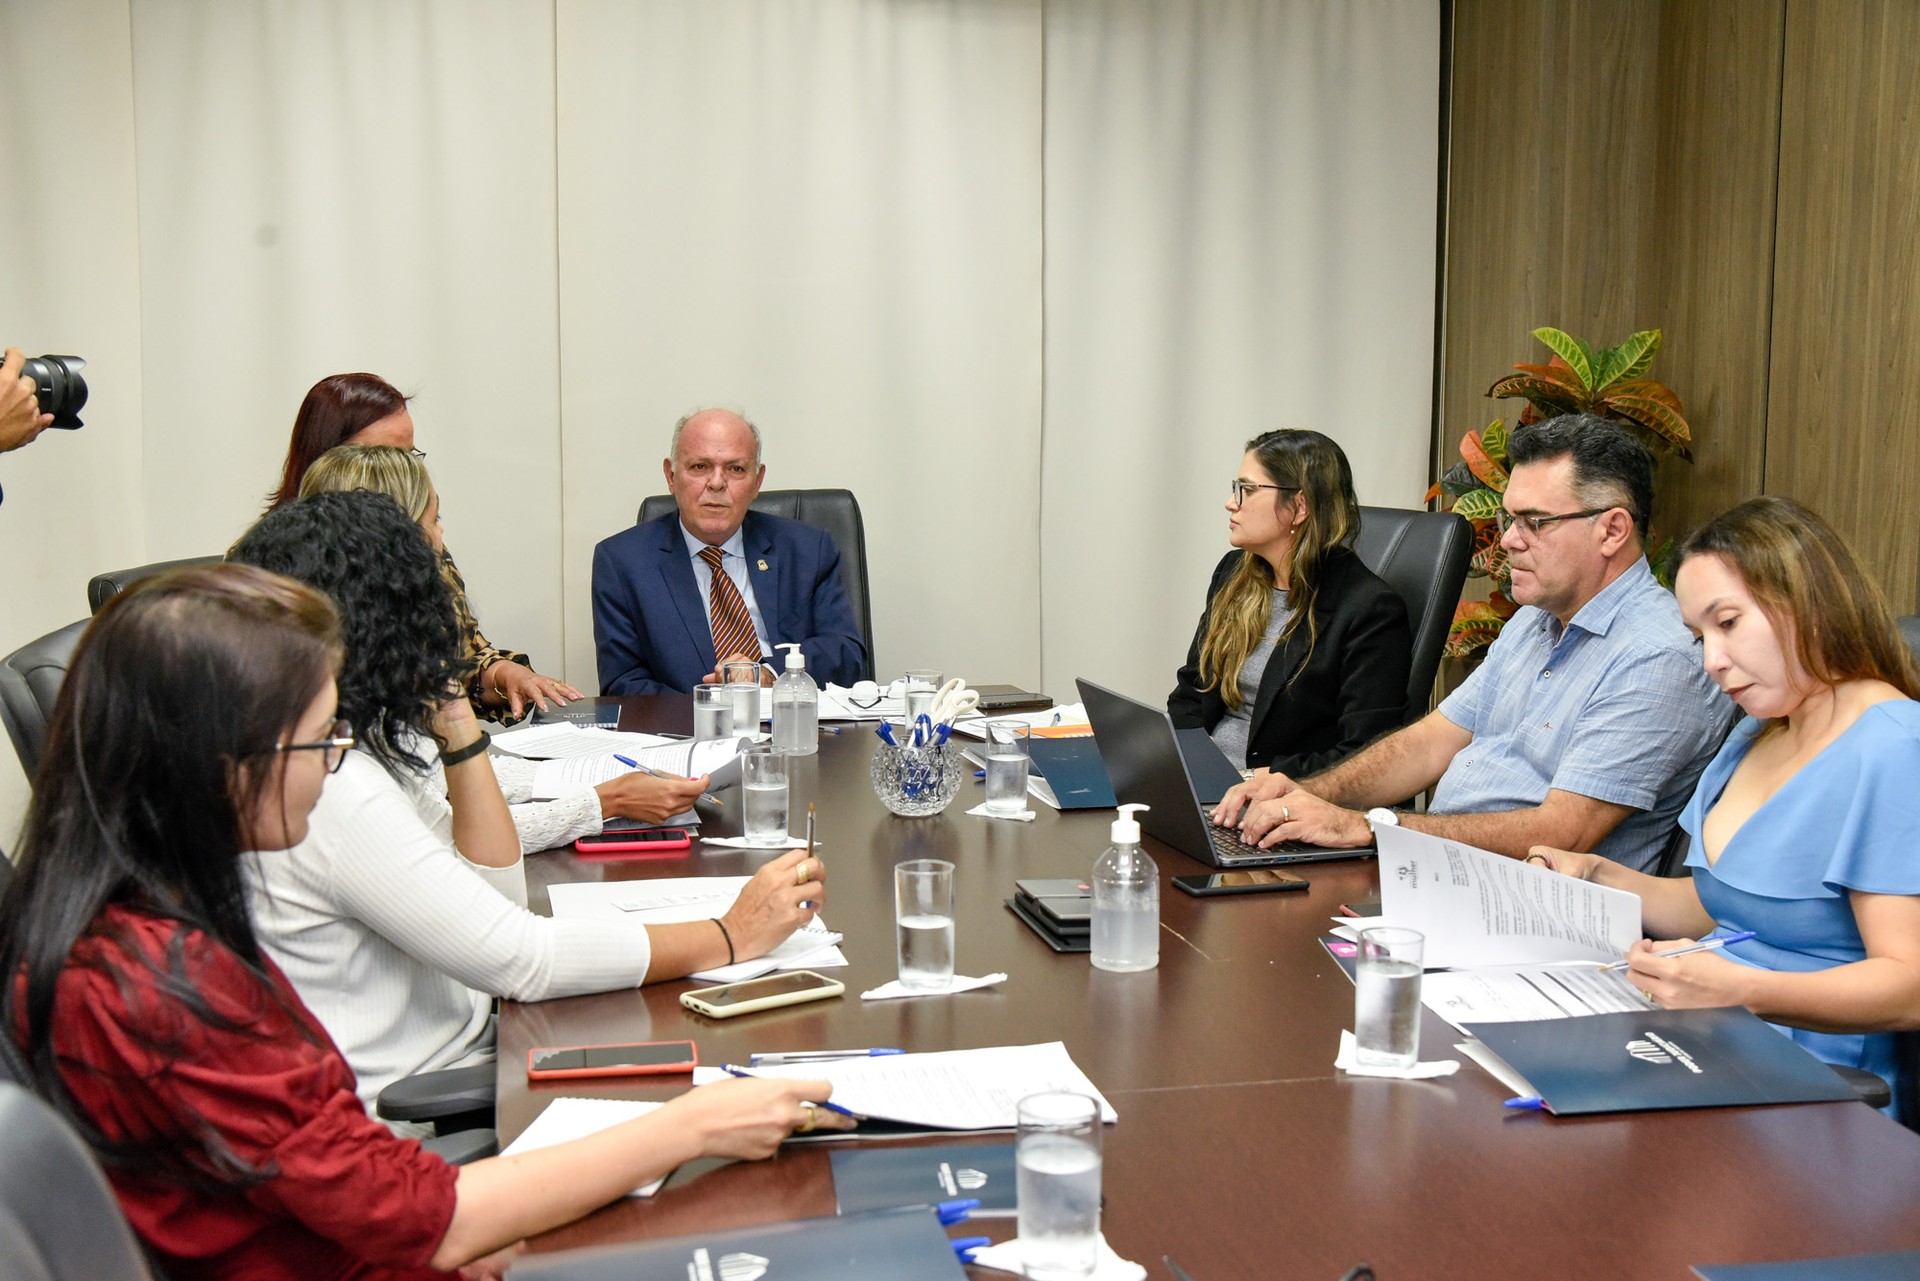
1442, 0, 1920, 611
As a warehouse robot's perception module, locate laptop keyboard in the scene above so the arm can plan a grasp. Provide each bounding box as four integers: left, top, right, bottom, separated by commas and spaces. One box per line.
1209, 822, 1279, 861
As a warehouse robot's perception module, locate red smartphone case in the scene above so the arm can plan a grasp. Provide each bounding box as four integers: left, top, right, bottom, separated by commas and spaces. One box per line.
573, 827, 693, 855
526, 1040, 700, 1081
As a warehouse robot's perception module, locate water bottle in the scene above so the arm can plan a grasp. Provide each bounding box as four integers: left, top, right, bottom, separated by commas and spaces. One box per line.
770, 642, 819, 755
1091, 803, 1158, 972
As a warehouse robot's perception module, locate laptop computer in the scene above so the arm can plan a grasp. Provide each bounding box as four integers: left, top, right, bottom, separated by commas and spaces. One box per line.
1076, 678, 1373, 868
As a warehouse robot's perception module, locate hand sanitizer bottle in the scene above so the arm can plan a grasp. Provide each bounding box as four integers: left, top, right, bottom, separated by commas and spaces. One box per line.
1091, 803, 1159, 972
770, 642, 818, 756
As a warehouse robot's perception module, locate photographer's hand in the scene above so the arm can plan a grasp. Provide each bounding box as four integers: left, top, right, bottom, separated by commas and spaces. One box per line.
0, 349, 54, 453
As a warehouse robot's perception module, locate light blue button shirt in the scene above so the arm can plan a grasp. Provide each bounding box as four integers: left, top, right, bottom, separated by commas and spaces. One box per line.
681, 524, 771, 659
1433, 557, 1735, 872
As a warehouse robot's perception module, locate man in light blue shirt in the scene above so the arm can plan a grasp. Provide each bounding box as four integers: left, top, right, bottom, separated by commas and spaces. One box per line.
1218, 415, 1733, 872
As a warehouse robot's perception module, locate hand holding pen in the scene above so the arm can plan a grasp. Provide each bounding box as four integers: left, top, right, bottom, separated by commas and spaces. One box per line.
1609, 931, 1758, 1009
613, 753, 724, 808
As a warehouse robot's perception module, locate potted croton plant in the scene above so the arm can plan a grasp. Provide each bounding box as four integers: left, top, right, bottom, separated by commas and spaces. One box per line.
1429, 327, 1695, 659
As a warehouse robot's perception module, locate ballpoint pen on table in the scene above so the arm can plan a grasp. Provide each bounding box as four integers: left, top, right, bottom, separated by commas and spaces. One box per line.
718, 1064, 865, 1119
1596, 930, 1756, 972
612, 753, 724, 808
1165, 1257, 1201, 1281
749, 1048, 904, 1064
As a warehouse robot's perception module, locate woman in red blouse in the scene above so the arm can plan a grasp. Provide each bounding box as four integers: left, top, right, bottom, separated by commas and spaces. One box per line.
0, 564, 847, 1280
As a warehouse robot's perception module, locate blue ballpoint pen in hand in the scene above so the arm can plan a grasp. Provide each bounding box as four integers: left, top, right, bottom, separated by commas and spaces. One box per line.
718, 1064, 866, 1120
1597, 930, 1757, 972
612, 753, 724, 808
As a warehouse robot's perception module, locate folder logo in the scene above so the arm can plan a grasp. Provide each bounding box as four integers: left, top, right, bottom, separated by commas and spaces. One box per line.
686, 1249, 769, 1281
957, 1167, 989, 1190
1626, 1038, 1674, 1066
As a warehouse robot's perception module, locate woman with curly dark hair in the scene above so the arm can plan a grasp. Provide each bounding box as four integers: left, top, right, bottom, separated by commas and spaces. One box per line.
268, 371, 580, 720
228, 492, 827, 1122
0, 563, 845, 1280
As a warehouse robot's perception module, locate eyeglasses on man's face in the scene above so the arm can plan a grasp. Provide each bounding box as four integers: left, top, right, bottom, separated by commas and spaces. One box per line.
1495, 506, 1619, 538
274, 719, 356, 774
1229, 479, 1299, 506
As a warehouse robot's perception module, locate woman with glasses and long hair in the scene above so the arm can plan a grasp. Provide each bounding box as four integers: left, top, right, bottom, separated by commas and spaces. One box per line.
300, 444, 703, 844
269, 371, 578, 720
228, 491, 825, 1123
1530, 497, 1920, 1118
1169, 429, 1412, 778
0, 564, 845, 1280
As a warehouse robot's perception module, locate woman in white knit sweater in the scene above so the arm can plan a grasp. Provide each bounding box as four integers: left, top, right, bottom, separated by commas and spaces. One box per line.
229, 489, 825, 1117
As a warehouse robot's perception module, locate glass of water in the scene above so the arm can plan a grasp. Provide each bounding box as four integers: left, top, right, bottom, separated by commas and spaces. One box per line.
1016, 1091, 1102, 1280
981, 720, 1031, 815
1355, 927, 1424, 1069
692, 683, 735, 743
741, 743, 789, 844
723, 661, 762, 734
902, 669, 944, 723
893, 858, 955, 991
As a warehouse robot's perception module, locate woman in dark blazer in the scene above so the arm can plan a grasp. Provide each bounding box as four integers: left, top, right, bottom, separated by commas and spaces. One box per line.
1169, 429, 1412, 779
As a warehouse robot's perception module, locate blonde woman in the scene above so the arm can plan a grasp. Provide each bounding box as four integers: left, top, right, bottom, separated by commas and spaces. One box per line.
1530, 497, 1920, 1119
301, 444, 704, 846
1169, 429, 1411, 776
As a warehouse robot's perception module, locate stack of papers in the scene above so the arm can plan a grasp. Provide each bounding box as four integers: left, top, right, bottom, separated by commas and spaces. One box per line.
948, 702, 1088, 740
500, 1098, 669, 1196
488, 721, 677, 760
694, 1041, 1117, 1132
548, 876, 846, 983
529, 735, 750, 799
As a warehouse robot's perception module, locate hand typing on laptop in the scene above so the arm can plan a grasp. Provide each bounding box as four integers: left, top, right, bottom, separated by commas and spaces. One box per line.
1236, 786, 1373, 849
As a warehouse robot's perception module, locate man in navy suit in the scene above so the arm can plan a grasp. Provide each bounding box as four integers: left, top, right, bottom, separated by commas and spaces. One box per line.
592, 407, 867, 696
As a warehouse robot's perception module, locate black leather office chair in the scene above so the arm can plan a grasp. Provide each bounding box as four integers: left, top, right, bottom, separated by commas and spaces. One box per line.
377, 1064, 500, 1165
0, 1083, 158, 1281
0, 620, 89, 780
86, 555, 223, 615
1352, 506, 1474, 725
1897, 614, 1920, 665
636, 489, 875, 680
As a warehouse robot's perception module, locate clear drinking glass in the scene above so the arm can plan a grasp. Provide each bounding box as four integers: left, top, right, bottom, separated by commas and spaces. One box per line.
893, 858, 955, 990
981, 720, 1031, 815
692, 683, 734, 743
902, 669, 944, 723
741, 743, 789, 844
723, 661, 762, 734
1355, 927, 1425, 1069
1016, 1091, 1102, 1279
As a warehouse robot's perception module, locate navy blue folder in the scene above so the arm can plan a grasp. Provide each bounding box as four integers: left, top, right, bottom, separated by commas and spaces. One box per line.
1693, 1250, 1920, 1279
1026, 736, 1117, 809
831, 1142, 1017, 1216
512, 1207, 967, 1280
1463, 1006, 1861, 1116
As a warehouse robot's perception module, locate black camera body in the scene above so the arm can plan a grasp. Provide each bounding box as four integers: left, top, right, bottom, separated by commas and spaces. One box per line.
23, 355, 87, 428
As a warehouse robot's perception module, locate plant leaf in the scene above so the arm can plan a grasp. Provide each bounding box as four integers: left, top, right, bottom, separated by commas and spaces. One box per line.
1445, 599, 1515, 658
1486, 374, 1585, 415
1450, 487, 1505, 522
1460, 431, 1509, 493
1606, 378, 1683, 412
1531, 327, 1593, 392
1605, 394, 1694, 459
1479, 418, 1509, 464
1599, 330, 1661, 390
1509, 362, 1586, 393
1424, 480, 1444, 505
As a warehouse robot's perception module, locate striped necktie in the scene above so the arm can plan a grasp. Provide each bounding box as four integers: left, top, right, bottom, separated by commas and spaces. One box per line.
699, 545, 762, 663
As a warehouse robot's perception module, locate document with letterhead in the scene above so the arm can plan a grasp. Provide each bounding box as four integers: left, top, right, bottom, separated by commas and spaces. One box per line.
548, 875, 845, 983
528, 736, 749, 798
1374, 824, 1641, 968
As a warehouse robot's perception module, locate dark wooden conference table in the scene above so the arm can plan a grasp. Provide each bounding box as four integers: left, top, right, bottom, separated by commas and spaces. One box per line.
500, 696, 1920, 1279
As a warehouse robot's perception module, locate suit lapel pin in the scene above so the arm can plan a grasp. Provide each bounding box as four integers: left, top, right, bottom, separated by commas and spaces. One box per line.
756, 558, 769, 571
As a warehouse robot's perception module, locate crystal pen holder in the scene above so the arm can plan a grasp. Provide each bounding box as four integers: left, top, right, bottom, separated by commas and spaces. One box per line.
870, 736, 965, 817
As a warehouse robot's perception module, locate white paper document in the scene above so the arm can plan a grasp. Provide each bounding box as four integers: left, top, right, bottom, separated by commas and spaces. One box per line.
948, 703, 1088, 740
528, 736, 749, 799
488, 722, 678, 760
500, 1098, 669, 1196
546, 876, 846, 983
1374, 825, 1641, 968
1420, 965, 1651, 1033
694, 1041, 1117, 1131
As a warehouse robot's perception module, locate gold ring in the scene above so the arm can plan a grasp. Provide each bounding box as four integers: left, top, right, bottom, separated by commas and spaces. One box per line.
1281, 806, 1291, 822
1643, 987, 1658, 1005
795, 1105, 817, 1134
796, 860, 808, 886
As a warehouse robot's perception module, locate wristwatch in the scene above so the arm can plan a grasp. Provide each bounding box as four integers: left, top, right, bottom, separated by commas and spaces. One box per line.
1366, 807, 1400, 829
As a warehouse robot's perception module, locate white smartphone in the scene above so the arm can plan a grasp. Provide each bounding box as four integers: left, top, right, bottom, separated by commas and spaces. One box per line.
679, 970, 846, 1019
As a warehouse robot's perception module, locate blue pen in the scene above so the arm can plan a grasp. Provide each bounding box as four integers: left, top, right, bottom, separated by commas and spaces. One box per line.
1504, 1096, 1547, 1111
1597, 930, 1757, 972
875, 721, 897, 747
951, 1236, 991, 1263
935, 1198, 980, 1226
613, 754, 724, 809
748, 1048, 904, 1064
719, 1064, 865, 1120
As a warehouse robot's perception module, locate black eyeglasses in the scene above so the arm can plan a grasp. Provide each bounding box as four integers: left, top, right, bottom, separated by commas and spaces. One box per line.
1495, 506, 1618, 538
274, 719, 356, 774
1229, 480, 1299, 506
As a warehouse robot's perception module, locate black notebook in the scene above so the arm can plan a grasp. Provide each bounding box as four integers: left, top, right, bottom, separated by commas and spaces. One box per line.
512, 1207, 967, 1280
1464, 1007, 1861, 1116
831, 1142, 1016, 1216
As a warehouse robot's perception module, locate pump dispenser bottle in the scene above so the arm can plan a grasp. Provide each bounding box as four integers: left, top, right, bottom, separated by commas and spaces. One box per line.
769, 643, 819, 755
1091, 803, 1159, 972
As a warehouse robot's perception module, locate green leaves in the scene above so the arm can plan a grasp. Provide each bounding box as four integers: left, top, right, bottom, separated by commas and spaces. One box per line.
1531, 327, 1594, 393
1451, 487, 1505, 522
1480, 418, 1509, 465
1593, 329, 1661, 391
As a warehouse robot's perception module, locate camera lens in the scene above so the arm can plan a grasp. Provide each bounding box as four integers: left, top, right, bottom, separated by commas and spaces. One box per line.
21, 355, 88, 429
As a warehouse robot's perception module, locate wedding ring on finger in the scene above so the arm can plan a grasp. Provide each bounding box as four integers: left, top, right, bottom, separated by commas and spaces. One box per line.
795, 1104, 818, 1134
795, 860, 808, 887
1281, 806, 1292, 823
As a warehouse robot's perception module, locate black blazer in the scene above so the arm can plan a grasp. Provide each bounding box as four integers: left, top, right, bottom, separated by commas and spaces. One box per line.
1168, 546, 1412, 778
